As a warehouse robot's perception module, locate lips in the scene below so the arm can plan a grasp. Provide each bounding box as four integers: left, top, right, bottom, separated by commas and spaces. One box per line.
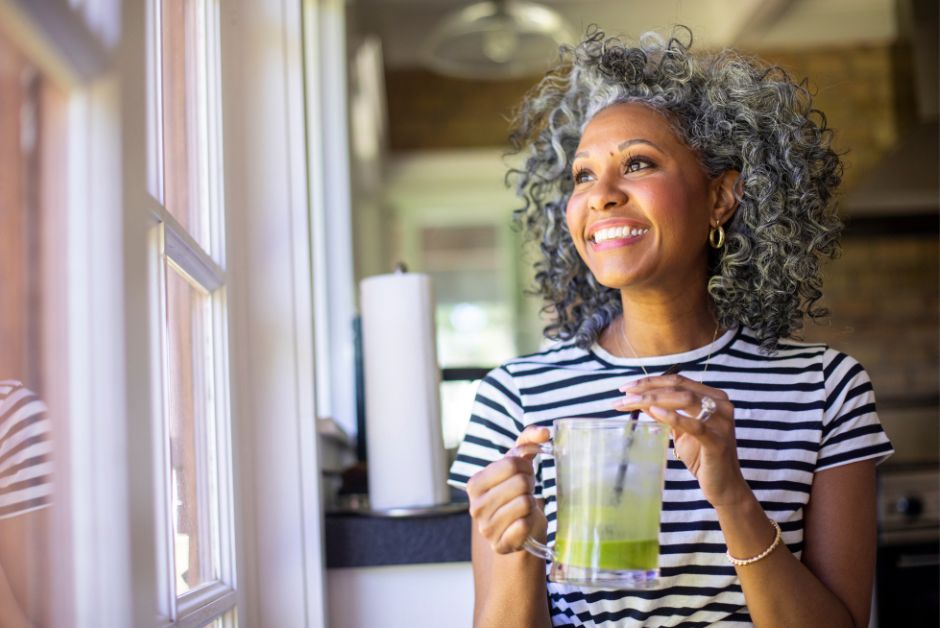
586, 220, 650, 249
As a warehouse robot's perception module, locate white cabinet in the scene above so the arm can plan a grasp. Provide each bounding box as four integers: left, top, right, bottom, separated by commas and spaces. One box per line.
328, 563, 474, 628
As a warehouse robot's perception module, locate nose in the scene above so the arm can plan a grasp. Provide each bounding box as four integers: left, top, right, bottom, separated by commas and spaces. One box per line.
587, 177, 627, 212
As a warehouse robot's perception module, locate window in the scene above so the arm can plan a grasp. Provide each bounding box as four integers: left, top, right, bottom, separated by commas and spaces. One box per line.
419, 223, 517, 449
0, 0, 328, 624
384, 151, 541, 451
150, 0, 235, 624
0, 25, 68, 628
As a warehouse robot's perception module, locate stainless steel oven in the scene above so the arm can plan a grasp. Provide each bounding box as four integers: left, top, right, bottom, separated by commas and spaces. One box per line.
874, 464, 940, 626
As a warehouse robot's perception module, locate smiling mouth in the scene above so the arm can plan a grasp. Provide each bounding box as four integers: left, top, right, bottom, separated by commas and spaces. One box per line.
589, 225, 650, 244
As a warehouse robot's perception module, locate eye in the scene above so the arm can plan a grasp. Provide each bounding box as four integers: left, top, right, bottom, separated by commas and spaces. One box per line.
572, 166, 594, 184
623, 154, 655, 173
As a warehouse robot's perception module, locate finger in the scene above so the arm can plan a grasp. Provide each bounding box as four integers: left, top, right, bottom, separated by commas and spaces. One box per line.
647, 404, 719, 438
617, 378, 643, 393
614, 389, 733, 419
506, 442, 545, 461
514, 425, 551, 446
496, 511, 540, 554
621, 374, 729, 400
506, 425, 551, 460
482, 493, 536, 553
614, 387, 702, 413
468, 470, 535, 523
466, 455, 535, 499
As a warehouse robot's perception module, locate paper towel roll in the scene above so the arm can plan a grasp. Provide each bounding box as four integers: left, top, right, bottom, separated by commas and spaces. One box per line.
360, 271, 449, 510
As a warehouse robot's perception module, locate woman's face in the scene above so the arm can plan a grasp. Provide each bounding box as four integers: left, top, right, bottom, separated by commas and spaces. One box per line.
565, 102, 717, 294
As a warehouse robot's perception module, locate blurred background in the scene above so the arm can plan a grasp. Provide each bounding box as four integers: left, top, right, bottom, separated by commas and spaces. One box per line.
343, 0, 939, 455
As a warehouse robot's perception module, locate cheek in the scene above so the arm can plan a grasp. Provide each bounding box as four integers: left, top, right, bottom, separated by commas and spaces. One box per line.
563, 197, 578, 231
645, 184, 708, 233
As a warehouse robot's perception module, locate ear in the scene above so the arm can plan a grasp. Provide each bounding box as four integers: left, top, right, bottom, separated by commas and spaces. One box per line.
709, 170, 740, 226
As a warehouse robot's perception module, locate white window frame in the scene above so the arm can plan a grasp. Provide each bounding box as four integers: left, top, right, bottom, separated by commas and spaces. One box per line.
0, 0, 331, 625
305, 0, 358, 440
219, 0, 331, 625
144, 1, 237, 623
147, 210, 238, 627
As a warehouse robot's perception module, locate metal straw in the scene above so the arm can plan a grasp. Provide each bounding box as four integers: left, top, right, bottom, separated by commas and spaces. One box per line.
613, 363, 682, 500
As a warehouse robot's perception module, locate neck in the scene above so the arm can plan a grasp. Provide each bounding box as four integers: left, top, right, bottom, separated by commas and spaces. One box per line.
607, 287, 720, 358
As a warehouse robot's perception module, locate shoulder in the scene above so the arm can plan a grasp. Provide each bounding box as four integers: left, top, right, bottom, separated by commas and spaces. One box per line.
819, 348, 868, 382
0, 381, 53, 520
0, 380, 47, 422
474, 341, 598, 405
499, 339, 596, 375
732, 330, 872, 383
725, 328, 830, 371
0, 379, 30, 400
734, 328, 828, 357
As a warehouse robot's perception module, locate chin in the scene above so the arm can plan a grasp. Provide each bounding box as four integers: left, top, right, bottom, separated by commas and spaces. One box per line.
589, 270, 638, 290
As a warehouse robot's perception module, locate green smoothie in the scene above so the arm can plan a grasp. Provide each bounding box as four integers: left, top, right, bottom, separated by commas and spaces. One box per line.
554, 537, 658, 570
554, 503, 661, 571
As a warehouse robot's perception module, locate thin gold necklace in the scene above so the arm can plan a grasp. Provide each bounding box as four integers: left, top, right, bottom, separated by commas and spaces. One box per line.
618, 317, 721, 382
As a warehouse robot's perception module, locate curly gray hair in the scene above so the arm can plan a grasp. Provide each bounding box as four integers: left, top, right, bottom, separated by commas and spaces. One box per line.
507, 26, 843, 353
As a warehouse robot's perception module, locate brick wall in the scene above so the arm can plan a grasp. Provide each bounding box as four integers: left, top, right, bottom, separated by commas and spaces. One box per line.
802, 235, 939, 403
761, 43, 917, 193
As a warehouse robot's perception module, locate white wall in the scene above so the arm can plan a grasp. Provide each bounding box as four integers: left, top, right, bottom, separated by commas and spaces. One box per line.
327, 563, 474, 628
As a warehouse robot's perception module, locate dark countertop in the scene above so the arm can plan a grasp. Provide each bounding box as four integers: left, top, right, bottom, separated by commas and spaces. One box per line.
325, 506, 472, 568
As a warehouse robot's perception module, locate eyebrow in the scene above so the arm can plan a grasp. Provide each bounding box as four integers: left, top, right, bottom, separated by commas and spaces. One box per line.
574, 138, 662, 159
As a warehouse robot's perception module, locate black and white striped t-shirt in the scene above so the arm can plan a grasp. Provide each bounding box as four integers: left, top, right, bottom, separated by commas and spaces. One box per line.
0, 381, 53, 520
448, 327, 893, 627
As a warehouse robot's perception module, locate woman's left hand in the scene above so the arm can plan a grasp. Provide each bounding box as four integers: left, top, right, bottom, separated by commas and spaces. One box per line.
614, 373, 751, 508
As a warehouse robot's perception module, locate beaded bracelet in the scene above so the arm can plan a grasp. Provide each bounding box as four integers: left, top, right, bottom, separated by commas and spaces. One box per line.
726, 518, 782, 566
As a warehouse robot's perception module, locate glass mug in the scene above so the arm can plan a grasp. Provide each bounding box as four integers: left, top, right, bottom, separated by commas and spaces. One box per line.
521, 418, 670, 589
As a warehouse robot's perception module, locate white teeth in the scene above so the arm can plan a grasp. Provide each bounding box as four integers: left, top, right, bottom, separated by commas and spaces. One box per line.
592, 226, 649, 243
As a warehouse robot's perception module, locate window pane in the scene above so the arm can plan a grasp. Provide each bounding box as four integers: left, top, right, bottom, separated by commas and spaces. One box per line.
161, 0, 211, 250
440, 379, 478, 451
420, 224, 516, 367
416, 223, 517, 451
206, 610, 237, 628
165, 262, 218, 594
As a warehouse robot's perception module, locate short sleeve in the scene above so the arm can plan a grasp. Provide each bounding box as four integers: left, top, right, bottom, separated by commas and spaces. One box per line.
816, 350, 893, 472
447, 366, 526, 492
0, 381, 53, 519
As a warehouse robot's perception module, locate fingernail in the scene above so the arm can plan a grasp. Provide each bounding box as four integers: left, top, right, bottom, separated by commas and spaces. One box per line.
621, 393, 642, 404
649, 406, 667, 418
618, 381, 638, 392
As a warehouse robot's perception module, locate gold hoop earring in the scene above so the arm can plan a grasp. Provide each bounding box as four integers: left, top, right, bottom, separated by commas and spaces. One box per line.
709, 223, 725, 249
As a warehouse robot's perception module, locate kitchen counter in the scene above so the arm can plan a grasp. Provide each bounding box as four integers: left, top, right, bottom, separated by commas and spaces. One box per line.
325, 504, 471, 568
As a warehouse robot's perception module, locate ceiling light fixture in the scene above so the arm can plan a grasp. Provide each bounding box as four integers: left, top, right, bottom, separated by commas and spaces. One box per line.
422, 0, 575, 80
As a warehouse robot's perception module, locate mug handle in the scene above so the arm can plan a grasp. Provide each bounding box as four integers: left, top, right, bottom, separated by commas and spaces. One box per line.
517, 441, 554, 561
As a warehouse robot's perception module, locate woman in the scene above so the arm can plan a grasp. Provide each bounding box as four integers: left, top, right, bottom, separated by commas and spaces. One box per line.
447, 27, 893, 627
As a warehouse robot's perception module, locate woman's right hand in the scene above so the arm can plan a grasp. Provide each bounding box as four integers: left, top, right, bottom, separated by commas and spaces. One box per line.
466, 426, 551, 554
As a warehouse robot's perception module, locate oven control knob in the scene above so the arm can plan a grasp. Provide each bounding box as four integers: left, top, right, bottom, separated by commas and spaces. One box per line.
895, 496, 924, 518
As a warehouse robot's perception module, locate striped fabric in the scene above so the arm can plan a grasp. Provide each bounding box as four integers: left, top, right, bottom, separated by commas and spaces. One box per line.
0, 381, 53, 520
448, 327, 893, 627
